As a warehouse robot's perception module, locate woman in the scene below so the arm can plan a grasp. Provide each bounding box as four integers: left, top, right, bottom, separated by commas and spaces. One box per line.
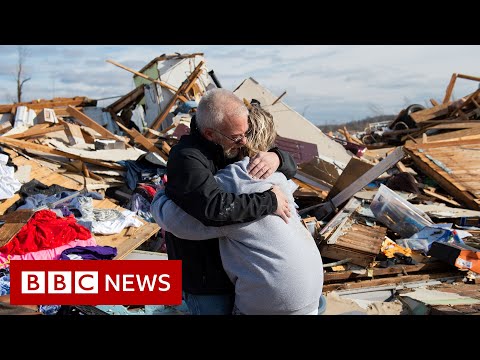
151, 103, 324, 315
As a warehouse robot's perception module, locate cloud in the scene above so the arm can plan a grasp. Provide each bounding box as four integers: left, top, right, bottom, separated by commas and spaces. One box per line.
0, 45, 479, 124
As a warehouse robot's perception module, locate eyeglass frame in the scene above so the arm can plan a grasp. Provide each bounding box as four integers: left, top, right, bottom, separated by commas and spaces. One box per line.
211, 128, 251, 145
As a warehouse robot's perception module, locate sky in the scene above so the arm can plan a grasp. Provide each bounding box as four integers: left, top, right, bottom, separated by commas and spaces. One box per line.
0, 45, 478, 126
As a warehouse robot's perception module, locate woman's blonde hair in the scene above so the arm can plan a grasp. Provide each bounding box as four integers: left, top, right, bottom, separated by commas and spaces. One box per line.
243, 103, 277, 157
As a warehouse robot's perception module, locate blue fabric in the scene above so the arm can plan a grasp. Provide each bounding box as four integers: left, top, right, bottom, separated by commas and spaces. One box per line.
39, 305, 61, 315
118, 160, 164, 191
0, 269, 10, 296
183, 292, 234, 315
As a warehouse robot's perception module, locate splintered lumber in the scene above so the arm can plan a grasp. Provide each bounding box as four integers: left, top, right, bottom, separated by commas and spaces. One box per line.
64, 122, 85, 145
147, 61, 205, 135
106, 59, 188, 103
5, 124, 65, 139
322, 272, 461, 293
65, 105, 126, 144
0, 149, 159, 258
313, 146, 405, 220
0, 136, 124, 170
410, 102, 451, 123
421, 126, 480, 143
443, 73, 480, 104
323, 261, 450, 283
116, 121, 168, 161
405, 139, 480, 210
443, 73, 458, 104
106, 84, 145, 114
422, 188, 461, 207
449, 88, 480, 118
0, 97, 96, 113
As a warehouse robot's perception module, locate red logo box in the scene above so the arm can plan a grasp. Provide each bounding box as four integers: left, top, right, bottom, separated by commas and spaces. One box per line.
9, 260, 182, 305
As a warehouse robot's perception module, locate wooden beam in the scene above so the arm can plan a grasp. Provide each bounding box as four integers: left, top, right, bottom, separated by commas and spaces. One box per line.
106, 84, 145, 114
457, 73, 480, 82
5, 124, 64, 139
410, 102, 451, 123
106, 59, 188, 102
0, 97, 96, 113
430, 98, 439, 107
0, 136, 124, 170
323, 272, 461, 293
422, 188, 462, 207
442, 73, 457, 104
116, 121, 168, 161
449, 88, 480, 118
64, 122, 85, 145
324, 261, 449, 283
147, 61, 205, 135
66, 105, 124, 143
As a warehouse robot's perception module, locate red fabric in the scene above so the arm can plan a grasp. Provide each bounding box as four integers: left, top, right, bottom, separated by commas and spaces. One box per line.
138, 183, 157, 199
0, 210, 92, 256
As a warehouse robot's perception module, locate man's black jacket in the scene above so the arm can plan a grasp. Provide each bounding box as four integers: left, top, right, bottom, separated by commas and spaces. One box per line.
164, 117, 297, 294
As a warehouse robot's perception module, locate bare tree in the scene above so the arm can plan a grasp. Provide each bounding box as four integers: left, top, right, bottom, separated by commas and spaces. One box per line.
15, 46, 31, 103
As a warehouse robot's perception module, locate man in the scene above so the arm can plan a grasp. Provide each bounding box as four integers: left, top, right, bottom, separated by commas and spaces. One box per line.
152, 103, 323, 315
164, 88, 297, 315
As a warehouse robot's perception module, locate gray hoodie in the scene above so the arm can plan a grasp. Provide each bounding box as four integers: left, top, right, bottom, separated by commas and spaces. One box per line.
151, 157, 323, 315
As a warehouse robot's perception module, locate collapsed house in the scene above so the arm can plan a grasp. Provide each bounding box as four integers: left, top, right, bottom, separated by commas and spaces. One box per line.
1, 53, 480, 315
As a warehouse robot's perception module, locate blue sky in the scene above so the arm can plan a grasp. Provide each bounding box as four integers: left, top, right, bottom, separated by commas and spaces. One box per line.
0, 45, 478, 125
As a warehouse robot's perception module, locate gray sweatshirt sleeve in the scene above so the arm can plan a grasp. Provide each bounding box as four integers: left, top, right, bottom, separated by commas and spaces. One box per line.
151, 190, 225, 240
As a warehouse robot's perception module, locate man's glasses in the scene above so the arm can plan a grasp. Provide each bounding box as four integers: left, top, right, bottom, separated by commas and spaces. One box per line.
212, 129, 251, 145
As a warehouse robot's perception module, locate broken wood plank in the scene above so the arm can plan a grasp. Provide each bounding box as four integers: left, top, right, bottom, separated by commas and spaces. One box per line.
0, 136, 124, 170
328, 157, 373, 200
323, 272, 462, 293
106, 59, 188, 102
65, 106, 125, 143
115, 121, 168, 161
404, 143, 480, 210
6, 124, 65, 139
443, 73, 458, 104
106, 85, 145, 114
410, 102, 451, 123
147, 61, 205, 135
422, 188, 462, 207
64, 122, 85, 145
323, 261, 451, 283
0, 97, 96, 114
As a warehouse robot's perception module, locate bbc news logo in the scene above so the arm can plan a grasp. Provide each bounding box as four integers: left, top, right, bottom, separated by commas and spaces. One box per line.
9, 260, 182, 305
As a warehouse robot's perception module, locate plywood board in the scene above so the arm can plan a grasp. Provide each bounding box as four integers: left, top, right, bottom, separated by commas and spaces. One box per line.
0, 210, 35, 248
405, 139, 480, 210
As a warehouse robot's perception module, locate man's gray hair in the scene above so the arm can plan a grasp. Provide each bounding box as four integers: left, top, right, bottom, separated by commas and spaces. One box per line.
196, 88, 248, 131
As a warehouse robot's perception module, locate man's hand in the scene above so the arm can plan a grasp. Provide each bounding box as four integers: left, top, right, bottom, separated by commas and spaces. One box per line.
247, 151, 281, 179
270, 185, 291, 224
